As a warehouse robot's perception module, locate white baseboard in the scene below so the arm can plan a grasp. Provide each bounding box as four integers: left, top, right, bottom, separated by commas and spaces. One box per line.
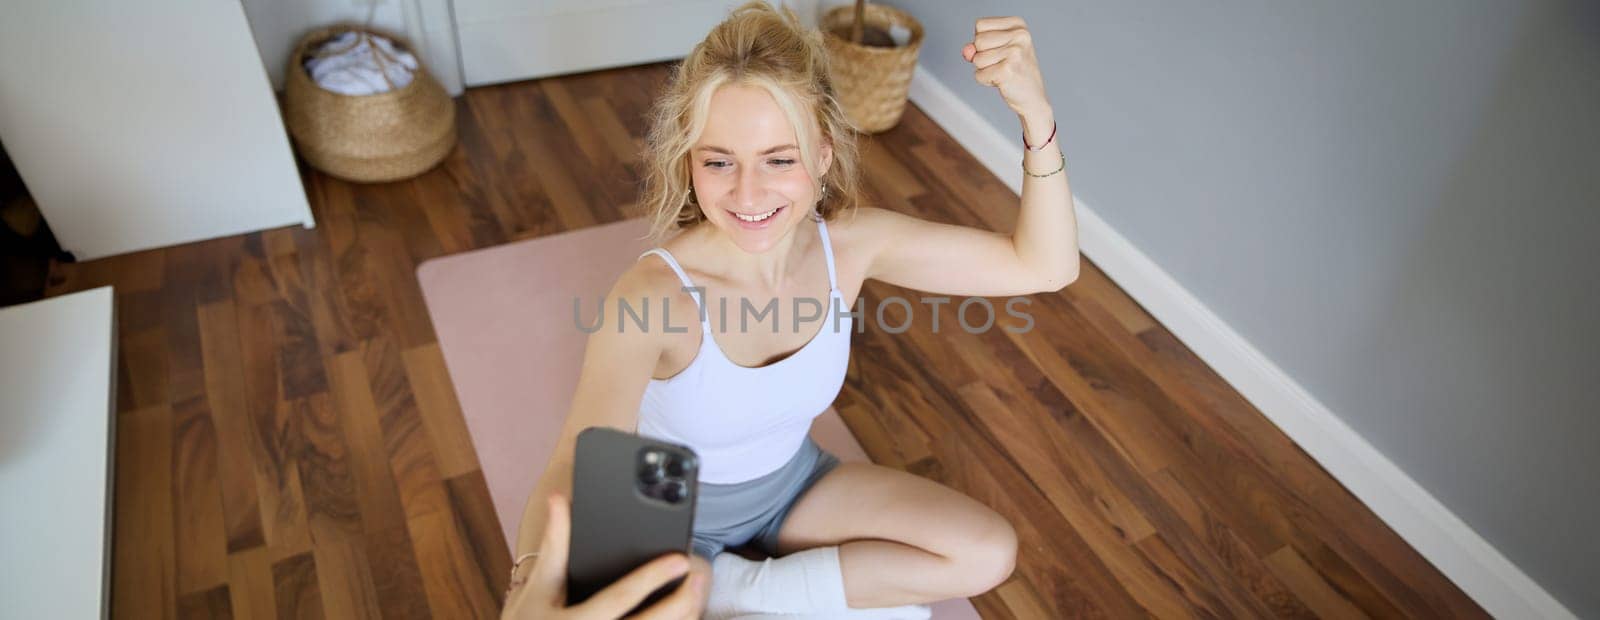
905, 65, 1575, 620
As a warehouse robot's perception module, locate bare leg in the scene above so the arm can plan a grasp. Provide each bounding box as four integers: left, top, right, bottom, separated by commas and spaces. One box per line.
775, 463, 1018, 608
837, 540, 964, 607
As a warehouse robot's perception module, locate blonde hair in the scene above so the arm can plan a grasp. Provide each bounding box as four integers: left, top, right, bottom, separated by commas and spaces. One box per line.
636, 1, 861, 243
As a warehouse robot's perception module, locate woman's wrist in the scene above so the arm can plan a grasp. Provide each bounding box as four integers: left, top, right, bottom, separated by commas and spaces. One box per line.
1019, 106, 1055, 149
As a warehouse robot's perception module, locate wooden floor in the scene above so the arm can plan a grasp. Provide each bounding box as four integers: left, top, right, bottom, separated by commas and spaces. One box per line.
46, 62, 1486, 619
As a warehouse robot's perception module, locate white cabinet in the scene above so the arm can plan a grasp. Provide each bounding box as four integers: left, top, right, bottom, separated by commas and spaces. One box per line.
0, 287, 116, 619
453, 0, 750, 85
0, 0, 314, 261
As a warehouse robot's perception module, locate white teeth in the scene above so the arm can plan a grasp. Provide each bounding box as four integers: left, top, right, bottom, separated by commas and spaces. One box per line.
734, 207, 780, 222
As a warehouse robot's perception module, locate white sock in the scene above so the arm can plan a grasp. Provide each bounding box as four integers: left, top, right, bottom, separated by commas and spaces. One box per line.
704, 546, 932, 620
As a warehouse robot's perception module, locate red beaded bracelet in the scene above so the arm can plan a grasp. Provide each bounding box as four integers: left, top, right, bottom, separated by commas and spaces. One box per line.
1023, 121, 1057, 151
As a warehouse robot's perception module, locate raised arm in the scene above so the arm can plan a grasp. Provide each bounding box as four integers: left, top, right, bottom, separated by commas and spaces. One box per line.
858, 16, 1078, 298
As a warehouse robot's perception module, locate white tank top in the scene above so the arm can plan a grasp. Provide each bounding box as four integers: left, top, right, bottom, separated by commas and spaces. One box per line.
635, 215, 853, 484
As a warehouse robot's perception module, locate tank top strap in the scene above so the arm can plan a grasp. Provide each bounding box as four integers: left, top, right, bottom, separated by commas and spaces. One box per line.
815, 216, 839, 291
637, 248, 712, 333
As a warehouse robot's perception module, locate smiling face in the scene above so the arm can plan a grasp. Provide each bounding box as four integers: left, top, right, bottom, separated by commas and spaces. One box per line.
689, 83, 832, 254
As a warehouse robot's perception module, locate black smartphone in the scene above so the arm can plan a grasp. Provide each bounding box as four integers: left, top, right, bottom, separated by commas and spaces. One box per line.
566, 427, 699, 612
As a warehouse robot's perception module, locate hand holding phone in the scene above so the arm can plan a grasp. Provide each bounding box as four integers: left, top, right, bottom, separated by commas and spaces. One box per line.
500, 492, 705, 619
567, 428, 700, 612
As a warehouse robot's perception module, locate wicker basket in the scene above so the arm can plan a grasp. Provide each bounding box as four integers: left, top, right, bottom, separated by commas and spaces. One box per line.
284, 26, 456, 183
821, 4, 923, 134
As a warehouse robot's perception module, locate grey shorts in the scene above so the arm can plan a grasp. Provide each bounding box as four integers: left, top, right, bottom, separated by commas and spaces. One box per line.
691, 436, 841, 560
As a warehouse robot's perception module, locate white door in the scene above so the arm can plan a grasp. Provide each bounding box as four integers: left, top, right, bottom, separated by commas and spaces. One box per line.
0, 0, 314, 261
453, 0, 753, 86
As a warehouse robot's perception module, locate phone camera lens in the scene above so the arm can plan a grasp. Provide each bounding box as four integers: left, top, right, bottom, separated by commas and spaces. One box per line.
639, 463, 664, 484
665, 457, 685, 478
660, 480, 686, 503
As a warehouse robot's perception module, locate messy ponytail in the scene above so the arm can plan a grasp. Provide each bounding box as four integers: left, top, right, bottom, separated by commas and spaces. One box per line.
636, 1, 862, 242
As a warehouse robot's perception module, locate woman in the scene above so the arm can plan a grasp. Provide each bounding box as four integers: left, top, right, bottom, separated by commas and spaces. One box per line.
504, 3, 1077, 618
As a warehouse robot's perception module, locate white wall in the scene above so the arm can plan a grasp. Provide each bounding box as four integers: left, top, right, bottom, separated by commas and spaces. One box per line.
0, 0, 315, 261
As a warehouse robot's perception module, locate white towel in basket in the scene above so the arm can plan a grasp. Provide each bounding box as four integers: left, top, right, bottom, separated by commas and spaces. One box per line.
304, 31, 419, 96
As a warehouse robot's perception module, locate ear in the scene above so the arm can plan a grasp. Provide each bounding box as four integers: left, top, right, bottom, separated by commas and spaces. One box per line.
817, 141, 834, 179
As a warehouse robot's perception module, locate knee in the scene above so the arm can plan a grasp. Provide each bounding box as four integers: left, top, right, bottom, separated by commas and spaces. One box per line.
953, 515, 1017, 597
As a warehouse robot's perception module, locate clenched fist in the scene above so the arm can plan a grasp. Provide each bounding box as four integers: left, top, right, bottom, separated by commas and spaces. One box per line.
962, 17, 1052, 127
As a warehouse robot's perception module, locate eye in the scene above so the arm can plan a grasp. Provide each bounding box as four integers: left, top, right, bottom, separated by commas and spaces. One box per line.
703, 160, 730, 169
769, 158, 795, 167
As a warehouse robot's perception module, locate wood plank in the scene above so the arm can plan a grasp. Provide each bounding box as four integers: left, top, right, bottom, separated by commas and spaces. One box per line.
307, 516, 382, 620
834, 401, 913, 469
160, 261, 209, 404
436, 99, 516, 249
288, 224, 357, 358
447, 470, 514, 603
402, 343, 481, 479
271, 552, 325, 620
173, 395, 230, 595
263, 227, 299, 258
197, 301, 268, 552
407, 157, 484, 257
408, 492, 501, 619
235, 300, 313, 558
931, 418, 1147, 618
860, 139, 928, 200
461, 86, 559, 238
113, 405, 177, 619
120, 327, 170, 410
1264, 544, 1371, 620
366, 227, 441, 349
541, 78, 609, 167
295, 390, 383, 620
956, 381, 1157, 546
513, 84, 602, 230
1066, 260, 1158, 335
993, 576, 1052, 620
226, 547, 278, 620
582, 95, 646, 169
326, 349, 432, 618
1145, 469, 1317, 619
359, 335, 445, 522
1132, 532, 1235, 618
999, 295, 1186, 477
954, 381, 1203, 619
177, 584, 234, 620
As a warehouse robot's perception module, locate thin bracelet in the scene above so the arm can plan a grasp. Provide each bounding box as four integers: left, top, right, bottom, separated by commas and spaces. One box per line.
507, 552, 540, 590
1023, 121, 1057, 151
1023, 150, 1065, 178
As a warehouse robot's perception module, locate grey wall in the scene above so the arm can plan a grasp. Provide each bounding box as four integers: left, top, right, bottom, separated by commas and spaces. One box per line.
881, 0, 1599, 616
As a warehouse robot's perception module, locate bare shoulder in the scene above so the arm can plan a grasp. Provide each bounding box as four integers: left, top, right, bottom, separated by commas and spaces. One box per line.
823, 206, 901, 251
822, 206, 914, 274
558, 254, 685, 437
611, 251, 701, 336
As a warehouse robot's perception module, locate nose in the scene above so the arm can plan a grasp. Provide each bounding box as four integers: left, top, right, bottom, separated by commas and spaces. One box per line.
733, 163, 763, 209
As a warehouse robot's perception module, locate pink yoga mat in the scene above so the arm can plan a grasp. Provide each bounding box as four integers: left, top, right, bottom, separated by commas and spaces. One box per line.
417, 218, 979, 619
